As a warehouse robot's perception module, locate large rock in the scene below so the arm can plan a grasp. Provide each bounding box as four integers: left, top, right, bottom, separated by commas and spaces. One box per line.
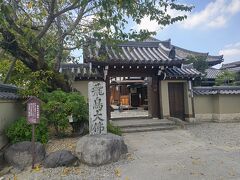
75, 133, 127, 166
43, 150, 78, 168
4, 141, 45, 170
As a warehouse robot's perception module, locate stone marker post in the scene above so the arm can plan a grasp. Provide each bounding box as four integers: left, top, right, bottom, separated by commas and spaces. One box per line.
88, 81, 107, 135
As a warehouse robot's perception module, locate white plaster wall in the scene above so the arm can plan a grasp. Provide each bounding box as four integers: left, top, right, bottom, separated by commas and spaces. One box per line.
0, 100, 22, 149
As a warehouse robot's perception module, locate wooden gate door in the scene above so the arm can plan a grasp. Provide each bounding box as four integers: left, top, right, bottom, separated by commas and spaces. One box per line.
168, 83, 185, 120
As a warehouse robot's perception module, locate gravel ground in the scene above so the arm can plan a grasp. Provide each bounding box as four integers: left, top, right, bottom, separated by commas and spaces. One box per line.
2, 122, 240, 180
186, 122, 240, 147
46, 137, 79, 153
2, 154, 133, 180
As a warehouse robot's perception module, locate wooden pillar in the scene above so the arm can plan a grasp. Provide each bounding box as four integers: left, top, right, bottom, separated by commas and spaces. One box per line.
147, 77, 152, 118
152, 76, 160, 118
148, 76, 160, 118
158, 79, 163, 119
106, 76, 111, 121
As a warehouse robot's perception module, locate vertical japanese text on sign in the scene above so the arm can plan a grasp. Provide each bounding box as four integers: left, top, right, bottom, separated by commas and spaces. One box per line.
88, 82, 107, 135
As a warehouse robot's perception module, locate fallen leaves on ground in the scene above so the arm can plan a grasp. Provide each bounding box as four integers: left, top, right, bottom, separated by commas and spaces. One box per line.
190, 172, 205, 176
32, 164, 41, 172
62, 167, 71, 176
126, 153, 134, 161
114, 168, 121, 177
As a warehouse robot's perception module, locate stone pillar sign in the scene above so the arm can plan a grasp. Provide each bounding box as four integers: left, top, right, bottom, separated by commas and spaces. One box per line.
88, 81, 107, 135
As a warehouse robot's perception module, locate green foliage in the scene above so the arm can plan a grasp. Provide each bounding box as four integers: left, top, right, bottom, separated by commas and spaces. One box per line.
42, 90, 88, 136
0, 59, 54, 97
107, 123, 122, 136
6, 117, 48, 144
215, 71, 236, 86
0, 0, 193, 91
186, 55, 208, 73
235, 72, 240, 85
0, 0, 193, 70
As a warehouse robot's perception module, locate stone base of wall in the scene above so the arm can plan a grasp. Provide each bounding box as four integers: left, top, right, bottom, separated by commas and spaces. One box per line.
185, 117, 196, 123
195, 114, 213, 122
213, 113, 240, 122
195, 113, 240, 122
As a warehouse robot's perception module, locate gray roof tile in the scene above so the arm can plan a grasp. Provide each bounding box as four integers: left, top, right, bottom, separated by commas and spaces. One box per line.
221, 61, 240, 72
165, 65, 202, 78
83, 39, 223, 66
84, 41, 182, 65
205, 68, 223, 79
60, 63, 103, 80
193, 86, 240, 95
0, 92, 19, 100
0, 83, 19, 100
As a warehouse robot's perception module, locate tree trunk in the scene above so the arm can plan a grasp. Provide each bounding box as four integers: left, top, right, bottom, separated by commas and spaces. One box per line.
0, 28, 71, 92
4, 57, 17, 84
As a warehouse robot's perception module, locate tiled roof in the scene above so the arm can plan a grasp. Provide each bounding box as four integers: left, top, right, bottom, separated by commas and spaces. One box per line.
0, 83, 19, 100
84, 40, 182, 65
83, 38, 223, 66
0, 83, 18, 93
0, 92, 19, 100
205, 68, 223, 79
60, 63, 103, 80
193, 86, 240, 95
159, 39, 223, 66
221, 61, 240, 72
165, 65, 202, 78
206, 55, 224, 66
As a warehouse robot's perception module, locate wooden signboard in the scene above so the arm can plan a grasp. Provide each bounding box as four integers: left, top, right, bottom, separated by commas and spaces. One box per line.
27, 96, 40, 124
26, 96, 41, 169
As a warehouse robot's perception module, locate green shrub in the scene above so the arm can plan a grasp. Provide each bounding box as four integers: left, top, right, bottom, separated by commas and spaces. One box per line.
107, 123, 122, 136
6, 117, 49, 144
42, 90, 88, 136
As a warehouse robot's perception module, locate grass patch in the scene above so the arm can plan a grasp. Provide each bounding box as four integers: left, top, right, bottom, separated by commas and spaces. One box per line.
107, 123, 122, 136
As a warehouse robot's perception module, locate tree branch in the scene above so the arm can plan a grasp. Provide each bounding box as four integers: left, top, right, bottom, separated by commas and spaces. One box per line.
36, 0, 56, 40
4, 57, 17, 84
62, 4, 87, 37
53, 0, 84, 18
0, 27, 43, 71
63, 46, 80, 50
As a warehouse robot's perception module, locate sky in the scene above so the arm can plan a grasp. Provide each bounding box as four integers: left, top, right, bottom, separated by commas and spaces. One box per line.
73, 0, 240, 68
131, 0, 240, 67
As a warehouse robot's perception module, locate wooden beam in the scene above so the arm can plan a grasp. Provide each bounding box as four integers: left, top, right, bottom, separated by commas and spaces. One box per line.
108, 67, 157, 77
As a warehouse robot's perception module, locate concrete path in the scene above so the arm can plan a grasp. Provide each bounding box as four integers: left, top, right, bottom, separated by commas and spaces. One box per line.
118, 129, 240, 180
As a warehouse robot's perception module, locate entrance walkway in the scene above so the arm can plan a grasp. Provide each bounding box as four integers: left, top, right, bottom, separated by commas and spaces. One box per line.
111, 108, 148, 119
111, 118, 179, 133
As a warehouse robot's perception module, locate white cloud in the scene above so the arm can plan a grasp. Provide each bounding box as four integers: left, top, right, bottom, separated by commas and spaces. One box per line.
219, 42, 240, 63
134, 16, 162, 32
133, 6, 189, 32
182, 0, 240, 29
